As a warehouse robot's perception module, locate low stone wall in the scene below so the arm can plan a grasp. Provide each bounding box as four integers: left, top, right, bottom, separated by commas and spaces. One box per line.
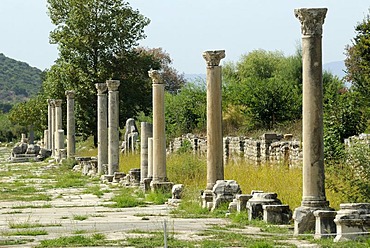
168, 133, 302, 166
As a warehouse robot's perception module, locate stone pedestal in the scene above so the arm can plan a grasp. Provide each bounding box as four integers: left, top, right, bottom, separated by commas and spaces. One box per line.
149, 70, 167, 183
263, 205, 292, 225
55, 129, 64, 161
211, 179, 241, 211
314, 210, 337, 239
247, 192, 283, 220
140, 122, 153, 184
65, 90, 76, 158
334, 203, 370, 242
203, 50, 225, 191
107, 80, 120, 176
293, 8, 331, 235
236, 194, 253, 212
95, 83, 108, 174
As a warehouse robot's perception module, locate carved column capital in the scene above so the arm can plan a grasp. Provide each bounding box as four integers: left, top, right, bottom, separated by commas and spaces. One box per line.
203, 50, 226, 67
47, 99, 55, 107
95, 83, 108, 94
294, 8, 327, 36
148, 69, 162, 84
54, 99, 62, 107
65, 90, 75, 99
106, 80, 120, 91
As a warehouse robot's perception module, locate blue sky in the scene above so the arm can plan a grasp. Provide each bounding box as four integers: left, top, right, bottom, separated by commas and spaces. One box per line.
0, 1, 369, 74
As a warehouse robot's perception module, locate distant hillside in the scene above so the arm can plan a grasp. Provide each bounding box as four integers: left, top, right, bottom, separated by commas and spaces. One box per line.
323, 61, 346, 79
0, 53, 42, 112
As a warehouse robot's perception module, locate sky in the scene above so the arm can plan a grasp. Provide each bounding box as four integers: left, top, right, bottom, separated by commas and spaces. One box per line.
0, 1, 369, 74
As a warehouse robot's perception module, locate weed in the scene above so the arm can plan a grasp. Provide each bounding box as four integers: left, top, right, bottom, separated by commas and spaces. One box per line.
145, 191, 172, 205
82, 185, 106, 198
109, 188, 146, 208
72, 214, 89, 221
36, 234, 106, 247
4, 229, 48, 236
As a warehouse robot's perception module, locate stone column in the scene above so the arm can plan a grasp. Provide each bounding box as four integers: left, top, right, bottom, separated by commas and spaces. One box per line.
147, 137, 153, 178
50, 100, 56, 156
96, 83, 108, 175
140, 122, 153, 183
65, 90, 76, 158
149, 69, 167, 183
107, 80, 120, 176
293, 8, 331, 235
203, 50, 225, 190
47, 99, 53, 150
54, 99, 63, 157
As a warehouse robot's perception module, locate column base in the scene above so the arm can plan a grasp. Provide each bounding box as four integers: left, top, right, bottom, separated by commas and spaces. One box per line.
293, 201, 332, 235
201, 190, 214, 210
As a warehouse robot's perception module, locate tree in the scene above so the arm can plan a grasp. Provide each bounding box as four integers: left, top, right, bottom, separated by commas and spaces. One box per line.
345, 10, 370, 102
45, 0, 152, 140
136, 47, 186, 94
222, 49, 302, 129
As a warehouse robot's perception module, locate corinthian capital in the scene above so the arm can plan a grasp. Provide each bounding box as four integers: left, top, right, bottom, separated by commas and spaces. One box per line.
95, 83, 108, 94
65, 90, 75, 99
47, 99, 55, 107
203, 50, 226, 67
294, 8, 327, 36
106, 80, 120, 91
54, 99, 62, 107
148, 69, 162, 84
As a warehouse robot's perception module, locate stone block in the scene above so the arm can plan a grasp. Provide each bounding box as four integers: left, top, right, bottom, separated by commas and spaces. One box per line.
247, 192, 282, 220
151, 181, 173, 194
172, 184, 184, 199
314, 210, 336, 239
211, 180, 241, 211
263, 204, 292, 224
236, 194, 252, 212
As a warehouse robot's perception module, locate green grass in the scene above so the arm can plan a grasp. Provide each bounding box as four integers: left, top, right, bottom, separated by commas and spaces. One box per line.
145, 191, 172, 204
9, 221, 61, 229
72, 214, 89, 221
11, 203, 52, 209
0, 239, 34, 245
4, 229, 48, 236
35, 234, 106, 248
109, 188, 146, 208
82, 185, 109, 198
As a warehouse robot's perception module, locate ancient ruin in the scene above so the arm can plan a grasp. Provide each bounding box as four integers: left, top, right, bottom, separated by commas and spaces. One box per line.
293, 8, 332, 235
95, 83, 108, 175
65, 90, 76, 158
122, 118, 139, 153
107, 80, 120, 176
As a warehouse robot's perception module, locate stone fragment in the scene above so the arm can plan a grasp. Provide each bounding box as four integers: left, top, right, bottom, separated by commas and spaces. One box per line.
211, 180, 241, 211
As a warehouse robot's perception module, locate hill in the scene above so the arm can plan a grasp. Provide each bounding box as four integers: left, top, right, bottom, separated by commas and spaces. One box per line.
0, 53, 42, 112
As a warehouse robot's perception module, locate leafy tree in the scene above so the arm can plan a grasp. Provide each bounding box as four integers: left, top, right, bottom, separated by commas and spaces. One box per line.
8, 94, 47, 140
345, 10, 370, 102
137, 47, 186, 94
165, 83, 206, 138
45, 0, 152, 140
323, 72, 368, 160
223, 49, 302, 129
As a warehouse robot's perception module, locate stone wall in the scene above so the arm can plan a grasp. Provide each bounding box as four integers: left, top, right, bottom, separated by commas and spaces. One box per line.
168, 133, 302, 166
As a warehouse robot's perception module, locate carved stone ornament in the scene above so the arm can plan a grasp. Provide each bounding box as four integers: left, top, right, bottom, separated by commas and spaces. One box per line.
65, 90, 75, 99
47, 99, 55, 107
54, 99, 62, 107
294, 8, 327, 36
148, 69, 162, 84
106, 80, 120, 91
95, 83, 108, 94
203, 50, 226, 67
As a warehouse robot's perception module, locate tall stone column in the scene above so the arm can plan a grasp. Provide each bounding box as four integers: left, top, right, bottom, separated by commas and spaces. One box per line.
147, 137, 153, 179
149, 69, 167, 183
96, 83, 108, 175
47, 99, 53, 150
140, 122, 153, 183
293, 8, 331, 235
50, 100, 56, 156
107, 80, 120, 176
65, 90, 76, 158
203, 50, 225, 191
54, 99, 63, 157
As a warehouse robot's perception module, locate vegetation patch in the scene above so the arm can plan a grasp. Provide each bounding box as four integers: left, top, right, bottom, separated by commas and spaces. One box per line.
4, 229, 48, 236
109, 188, 146, 208
35, 234, 107, 248
72, 215, 89, 221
